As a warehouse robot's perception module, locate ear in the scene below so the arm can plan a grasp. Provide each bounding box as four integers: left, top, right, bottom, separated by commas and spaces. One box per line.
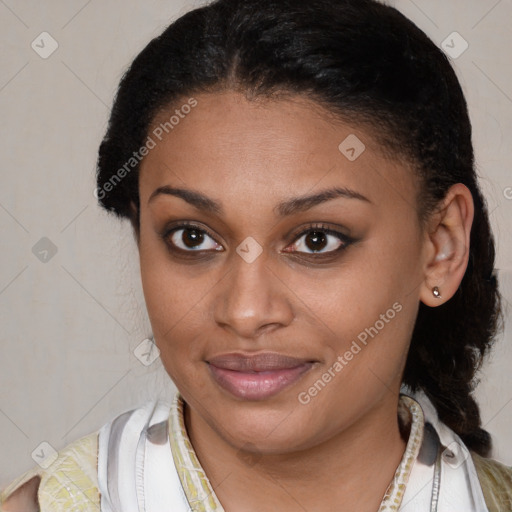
419, 183, 474, 307
129, 200, 140, 248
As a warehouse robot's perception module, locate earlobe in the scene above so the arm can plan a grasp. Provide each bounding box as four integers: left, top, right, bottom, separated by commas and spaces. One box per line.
419, 183, 474, 307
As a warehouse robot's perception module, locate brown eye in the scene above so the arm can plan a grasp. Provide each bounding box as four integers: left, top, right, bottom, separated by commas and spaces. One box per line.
284, 224, 354, 256
162, 223, 223, 254
178, 227, 206, 249
303, 231, 328, 252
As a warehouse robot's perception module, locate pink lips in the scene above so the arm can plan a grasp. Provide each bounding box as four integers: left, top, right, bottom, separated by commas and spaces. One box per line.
207, 352, 314, 400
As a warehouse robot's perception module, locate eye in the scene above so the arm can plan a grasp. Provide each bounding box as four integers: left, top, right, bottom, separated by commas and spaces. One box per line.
162, 222, 223, 254
284, 223, 353, 256
161, 221, 354, 259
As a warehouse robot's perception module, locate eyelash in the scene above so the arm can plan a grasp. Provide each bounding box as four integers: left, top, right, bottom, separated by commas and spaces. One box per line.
160, 221, 354, 260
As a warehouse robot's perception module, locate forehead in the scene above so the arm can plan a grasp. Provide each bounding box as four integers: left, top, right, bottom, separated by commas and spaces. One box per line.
138, 91, 417, 216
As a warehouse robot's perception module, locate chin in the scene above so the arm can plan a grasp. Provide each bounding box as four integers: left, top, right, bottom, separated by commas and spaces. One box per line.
208, 396, 319, 453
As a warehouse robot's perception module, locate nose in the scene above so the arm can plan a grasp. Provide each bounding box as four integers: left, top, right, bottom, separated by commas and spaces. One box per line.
213, 248, 295, 340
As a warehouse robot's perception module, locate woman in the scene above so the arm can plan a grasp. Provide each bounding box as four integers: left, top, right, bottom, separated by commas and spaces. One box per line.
2, 0, 511, 510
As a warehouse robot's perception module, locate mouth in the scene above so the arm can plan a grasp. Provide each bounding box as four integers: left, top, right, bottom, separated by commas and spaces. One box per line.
206, 352, 315, 400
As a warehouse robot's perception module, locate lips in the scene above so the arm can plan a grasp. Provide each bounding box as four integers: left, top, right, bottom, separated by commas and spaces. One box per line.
207, 352, 315, 400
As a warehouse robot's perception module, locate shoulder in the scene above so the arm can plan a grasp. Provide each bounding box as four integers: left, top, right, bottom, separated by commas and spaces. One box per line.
471, 451, 512, 512
1, 432, 99, 512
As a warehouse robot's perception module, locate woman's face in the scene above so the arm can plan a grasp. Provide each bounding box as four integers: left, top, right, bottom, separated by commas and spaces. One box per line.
137, 90, 428, 453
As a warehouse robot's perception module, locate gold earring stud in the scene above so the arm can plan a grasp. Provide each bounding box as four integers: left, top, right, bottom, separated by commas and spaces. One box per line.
432, 286, 441, 299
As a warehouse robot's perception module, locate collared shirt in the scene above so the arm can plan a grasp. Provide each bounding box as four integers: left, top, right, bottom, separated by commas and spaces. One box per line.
4, 392, 505, 511
168, 392, 425, 511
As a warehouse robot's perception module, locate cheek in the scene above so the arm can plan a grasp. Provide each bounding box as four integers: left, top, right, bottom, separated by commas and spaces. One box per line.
138, 236, 189, 349
291, 225, 421, 382
291, 232, 419, 333
138, 232, 218, 385
139, 223, 184, 329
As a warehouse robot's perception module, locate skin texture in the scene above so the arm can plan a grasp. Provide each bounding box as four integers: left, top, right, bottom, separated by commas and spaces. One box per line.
2, 476, 40, 512
130, 90, 474, 512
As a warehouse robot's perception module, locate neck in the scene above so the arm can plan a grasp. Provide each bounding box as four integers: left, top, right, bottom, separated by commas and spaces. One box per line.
185, 394, 408, 512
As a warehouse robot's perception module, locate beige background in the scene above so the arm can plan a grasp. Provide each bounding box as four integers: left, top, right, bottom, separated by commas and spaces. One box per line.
0, 0, 511, 486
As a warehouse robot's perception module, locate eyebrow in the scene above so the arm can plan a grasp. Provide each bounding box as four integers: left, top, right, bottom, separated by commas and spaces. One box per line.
148, 185, 371, 217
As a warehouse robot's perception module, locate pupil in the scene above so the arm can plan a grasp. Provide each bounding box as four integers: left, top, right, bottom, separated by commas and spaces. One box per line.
306, 231, 327, 252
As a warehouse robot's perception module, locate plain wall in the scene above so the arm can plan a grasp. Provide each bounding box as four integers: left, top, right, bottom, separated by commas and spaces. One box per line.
1, 0, 511, 487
